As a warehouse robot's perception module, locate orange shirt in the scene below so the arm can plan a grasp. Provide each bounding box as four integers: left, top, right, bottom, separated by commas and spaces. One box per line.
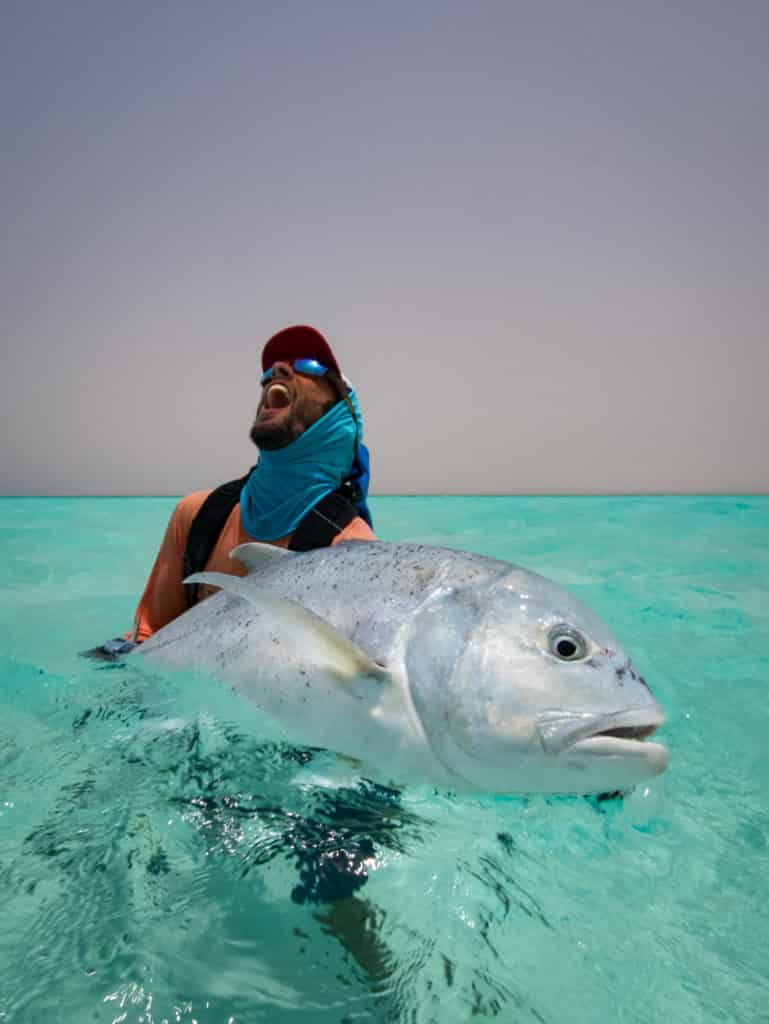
131, 490, 376, 642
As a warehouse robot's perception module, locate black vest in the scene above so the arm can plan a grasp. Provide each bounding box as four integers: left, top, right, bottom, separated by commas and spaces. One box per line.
181, 468, 359, 607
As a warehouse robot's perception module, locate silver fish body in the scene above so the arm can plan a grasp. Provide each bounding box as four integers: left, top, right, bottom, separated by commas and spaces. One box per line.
137, 541, 667, 795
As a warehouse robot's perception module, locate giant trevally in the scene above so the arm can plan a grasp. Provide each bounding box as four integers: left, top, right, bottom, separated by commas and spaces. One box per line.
136, 541, 668, 795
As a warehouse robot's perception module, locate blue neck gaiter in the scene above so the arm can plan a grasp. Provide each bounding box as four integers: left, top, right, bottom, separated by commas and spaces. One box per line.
240, 389, 365, 541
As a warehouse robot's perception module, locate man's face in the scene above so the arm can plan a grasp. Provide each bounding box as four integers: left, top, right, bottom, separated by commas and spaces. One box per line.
250, 360, 338, 451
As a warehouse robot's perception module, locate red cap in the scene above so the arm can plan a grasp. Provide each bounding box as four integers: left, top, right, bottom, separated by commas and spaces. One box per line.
261, 325, 342, 377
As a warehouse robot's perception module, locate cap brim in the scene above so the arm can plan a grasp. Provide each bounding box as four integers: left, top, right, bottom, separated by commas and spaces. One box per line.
262, 325, 342, 376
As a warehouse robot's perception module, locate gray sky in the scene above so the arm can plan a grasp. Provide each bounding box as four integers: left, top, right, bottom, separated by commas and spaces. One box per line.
2, 0, 768, 495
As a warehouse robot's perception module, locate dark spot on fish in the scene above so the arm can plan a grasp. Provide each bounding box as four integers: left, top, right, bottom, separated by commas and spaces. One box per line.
616, 666, 627, 679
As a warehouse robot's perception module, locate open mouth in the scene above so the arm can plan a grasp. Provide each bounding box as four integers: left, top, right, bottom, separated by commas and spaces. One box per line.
593, 723, 659, 741
262, 383, 292, 411
564, 714, 667, 774
536, 705, 665, 756
567, 731, 668, 774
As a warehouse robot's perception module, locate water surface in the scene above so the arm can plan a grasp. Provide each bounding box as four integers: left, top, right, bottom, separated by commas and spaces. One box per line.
1, 496, 767, 1022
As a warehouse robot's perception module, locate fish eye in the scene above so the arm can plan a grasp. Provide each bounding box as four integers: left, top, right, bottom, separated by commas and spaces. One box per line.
548, 626, 588, 661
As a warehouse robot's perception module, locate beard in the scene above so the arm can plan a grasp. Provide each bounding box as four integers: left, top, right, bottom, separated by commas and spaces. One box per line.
249, 394, 337, 451
249, 417, 301, 451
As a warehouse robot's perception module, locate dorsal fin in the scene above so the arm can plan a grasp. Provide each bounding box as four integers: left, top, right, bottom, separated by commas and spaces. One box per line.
229, 542, 295, 574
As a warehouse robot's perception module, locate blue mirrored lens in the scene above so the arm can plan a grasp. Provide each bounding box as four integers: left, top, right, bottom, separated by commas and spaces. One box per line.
292, 358, 327, 376
261, 359, 328, 386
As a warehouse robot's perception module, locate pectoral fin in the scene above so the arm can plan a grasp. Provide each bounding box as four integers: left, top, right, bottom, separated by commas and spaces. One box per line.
183, 571, 390, 695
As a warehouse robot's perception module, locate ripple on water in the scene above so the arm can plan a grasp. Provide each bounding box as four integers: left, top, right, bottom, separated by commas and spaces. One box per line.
2, 496, 769, 1022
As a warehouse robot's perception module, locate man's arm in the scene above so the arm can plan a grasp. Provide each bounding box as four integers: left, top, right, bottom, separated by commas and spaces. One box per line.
130, 492, 208, 642
83, 497, 374, 660
135, 500, 373, 638
82, 492, 207, 659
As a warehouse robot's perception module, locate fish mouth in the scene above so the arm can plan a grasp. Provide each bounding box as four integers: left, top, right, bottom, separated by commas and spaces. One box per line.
536, 705, 666, 756
593, 723, 658, 741
565, 733, 668, 778
534, 707, 668, 778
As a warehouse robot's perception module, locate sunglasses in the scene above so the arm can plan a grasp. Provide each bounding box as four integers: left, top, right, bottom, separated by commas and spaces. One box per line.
260, 358, 329, 387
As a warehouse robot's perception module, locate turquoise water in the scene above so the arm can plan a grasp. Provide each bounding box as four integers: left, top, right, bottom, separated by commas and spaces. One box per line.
1, 496, 767, 1023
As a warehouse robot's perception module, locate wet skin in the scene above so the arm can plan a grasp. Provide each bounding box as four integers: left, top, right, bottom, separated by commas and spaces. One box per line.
250, 360, 338, 451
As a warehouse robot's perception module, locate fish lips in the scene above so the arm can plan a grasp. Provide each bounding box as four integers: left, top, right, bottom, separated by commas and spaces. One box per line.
535, 704, 667, 768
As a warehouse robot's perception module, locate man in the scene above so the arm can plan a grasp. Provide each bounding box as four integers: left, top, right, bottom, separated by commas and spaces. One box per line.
87, 326, 389, 979
92, 324, 375, 656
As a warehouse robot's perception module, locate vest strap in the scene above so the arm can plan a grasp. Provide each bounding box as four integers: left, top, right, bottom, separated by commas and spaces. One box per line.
287, 489, 357, 552
182, 468, 254, 607
182, 472, 357, 607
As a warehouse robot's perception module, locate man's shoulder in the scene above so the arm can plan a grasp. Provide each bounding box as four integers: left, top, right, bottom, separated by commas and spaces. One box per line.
176, 488, 215, 513
170, 489, 215, 533
333, 516, 377, 543
171, 491, 374, 546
